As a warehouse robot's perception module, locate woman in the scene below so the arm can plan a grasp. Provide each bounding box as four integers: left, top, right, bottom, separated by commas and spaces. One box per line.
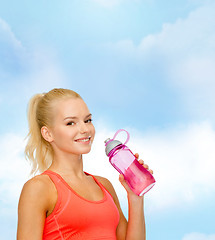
17, 88, 152, 240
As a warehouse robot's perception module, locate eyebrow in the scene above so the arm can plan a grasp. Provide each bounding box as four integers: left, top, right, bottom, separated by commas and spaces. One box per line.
64, 113, 92, 121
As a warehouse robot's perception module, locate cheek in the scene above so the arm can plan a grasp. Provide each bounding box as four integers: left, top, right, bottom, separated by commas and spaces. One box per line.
53, 127, 76, 140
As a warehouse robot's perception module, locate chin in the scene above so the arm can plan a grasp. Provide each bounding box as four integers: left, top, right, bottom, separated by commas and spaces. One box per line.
73, 147, 92, 155
82, 148, 92, 154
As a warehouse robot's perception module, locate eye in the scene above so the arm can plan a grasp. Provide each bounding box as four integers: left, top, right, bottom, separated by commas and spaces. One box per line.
85, 118, 93, 123
66, 121, 75, 126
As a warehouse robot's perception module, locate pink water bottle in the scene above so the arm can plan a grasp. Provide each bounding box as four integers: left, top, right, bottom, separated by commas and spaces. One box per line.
104, 129, 155, 196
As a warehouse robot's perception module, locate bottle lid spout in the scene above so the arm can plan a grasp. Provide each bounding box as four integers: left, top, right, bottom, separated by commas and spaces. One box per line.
104, 138, 111, 144
104, 139, 122, 156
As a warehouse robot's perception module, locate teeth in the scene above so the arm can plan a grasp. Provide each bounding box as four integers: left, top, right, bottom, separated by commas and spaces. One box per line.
80, 139, 89, 142
76, 137, 91, 142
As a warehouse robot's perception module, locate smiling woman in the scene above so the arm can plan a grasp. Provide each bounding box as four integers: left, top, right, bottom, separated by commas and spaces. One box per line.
17, 88, 148, 240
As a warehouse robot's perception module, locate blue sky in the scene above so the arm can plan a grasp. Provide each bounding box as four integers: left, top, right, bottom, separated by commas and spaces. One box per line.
0, 0, 215, 239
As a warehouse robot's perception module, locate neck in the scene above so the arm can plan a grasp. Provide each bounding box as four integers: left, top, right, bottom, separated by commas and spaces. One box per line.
49, 152, 85, 178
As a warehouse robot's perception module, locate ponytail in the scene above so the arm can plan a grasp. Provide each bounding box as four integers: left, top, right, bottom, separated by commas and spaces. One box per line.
25, 88, 82, 175
24, 94, 52, 175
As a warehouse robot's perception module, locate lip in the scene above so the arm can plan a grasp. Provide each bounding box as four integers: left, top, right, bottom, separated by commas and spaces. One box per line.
74, 136, 91, 142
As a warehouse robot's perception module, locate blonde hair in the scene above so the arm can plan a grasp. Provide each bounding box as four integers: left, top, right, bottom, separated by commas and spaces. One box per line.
25, 88, 82, 175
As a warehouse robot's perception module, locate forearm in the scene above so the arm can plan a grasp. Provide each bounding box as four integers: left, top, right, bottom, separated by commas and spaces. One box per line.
126, 195, 146, 240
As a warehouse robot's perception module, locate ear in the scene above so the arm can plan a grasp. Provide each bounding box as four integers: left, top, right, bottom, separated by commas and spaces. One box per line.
41, 126, 54, 143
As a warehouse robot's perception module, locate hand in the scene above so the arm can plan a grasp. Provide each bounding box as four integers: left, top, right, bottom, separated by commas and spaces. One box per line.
119, 153, 154, 195
135, 153, 154, 175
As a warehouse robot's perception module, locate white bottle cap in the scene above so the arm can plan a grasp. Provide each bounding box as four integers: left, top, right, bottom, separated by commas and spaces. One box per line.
104, 139, 122, 156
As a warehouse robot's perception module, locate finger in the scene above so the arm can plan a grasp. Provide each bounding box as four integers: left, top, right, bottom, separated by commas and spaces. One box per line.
138, 160, 152, 172
134, 153, 139, 159
143, 164, 149, 169
138, 159, 144, 165
119, 174, 125, 182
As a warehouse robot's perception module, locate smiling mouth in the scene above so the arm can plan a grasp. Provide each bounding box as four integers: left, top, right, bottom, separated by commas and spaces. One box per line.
75, 136, 91, 142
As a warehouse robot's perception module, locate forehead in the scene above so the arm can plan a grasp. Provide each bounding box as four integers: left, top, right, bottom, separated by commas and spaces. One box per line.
54, 98, 90, 118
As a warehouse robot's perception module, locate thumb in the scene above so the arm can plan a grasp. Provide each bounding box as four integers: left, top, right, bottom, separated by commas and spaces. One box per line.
119, 174, 131, 193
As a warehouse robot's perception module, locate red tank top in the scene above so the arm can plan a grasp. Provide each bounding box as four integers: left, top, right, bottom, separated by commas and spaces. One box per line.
41, 170, 120, 240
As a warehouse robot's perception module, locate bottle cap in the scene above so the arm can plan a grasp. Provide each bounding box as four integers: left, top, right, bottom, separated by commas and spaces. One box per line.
104, 139, 122, 156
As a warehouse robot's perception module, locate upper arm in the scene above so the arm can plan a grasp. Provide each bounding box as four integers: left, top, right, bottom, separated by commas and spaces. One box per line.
95, 176, 128, 240
17, 176, 51, 240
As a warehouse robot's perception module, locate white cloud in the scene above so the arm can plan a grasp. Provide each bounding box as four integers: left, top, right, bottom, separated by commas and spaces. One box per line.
182, 232, 215, 240
106, 1, 215, 119
0, 18, 24, 50
0, 18, 26, 74
0, 134, 30, 211
115, 1, 215, 77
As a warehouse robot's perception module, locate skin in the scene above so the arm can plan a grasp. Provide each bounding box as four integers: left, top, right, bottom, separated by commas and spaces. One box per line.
17, 98, 153, 240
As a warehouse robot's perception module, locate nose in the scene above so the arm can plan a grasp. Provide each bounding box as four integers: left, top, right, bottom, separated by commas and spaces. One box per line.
78, 121, 88, 134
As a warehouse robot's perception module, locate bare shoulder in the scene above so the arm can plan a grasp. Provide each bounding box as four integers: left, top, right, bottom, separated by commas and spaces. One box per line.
21, 174, 52, 196
19, 174, 55, 210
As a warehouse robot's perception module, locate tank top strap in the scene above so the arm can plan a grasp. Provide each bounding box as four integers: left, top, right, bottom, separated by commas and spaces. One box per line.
41, 170, 69, 206
41, 170, 63, 189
